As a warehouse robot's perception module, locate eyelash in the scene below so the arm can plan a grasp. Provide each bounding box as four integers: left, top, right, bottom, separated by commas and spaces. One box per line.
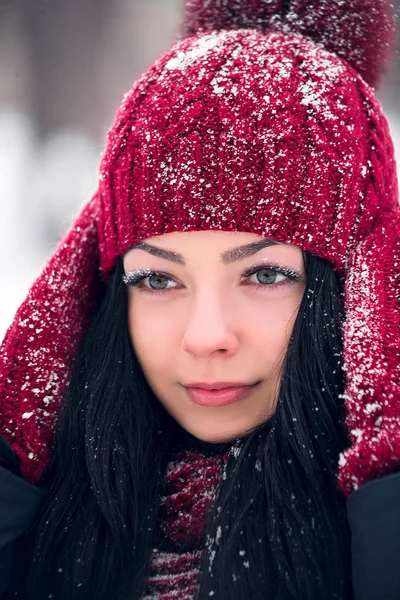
123, 264, 301, 297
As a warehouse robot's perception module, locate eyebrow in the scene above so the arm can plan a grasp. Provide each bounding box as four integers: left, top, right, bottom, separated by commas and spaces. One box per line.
129, 238, 280, 265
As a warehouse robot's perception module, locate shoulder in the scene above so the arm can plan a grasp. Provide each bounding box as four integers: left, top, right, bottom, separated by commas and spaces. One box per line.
347, 472, 400, 600
0, 435, 45, 515
0, 435, 45, 597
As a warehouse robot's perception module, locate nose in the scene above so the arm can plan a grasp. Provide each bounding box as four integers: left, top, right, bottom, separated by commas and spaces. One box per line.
181, 290, 240, 358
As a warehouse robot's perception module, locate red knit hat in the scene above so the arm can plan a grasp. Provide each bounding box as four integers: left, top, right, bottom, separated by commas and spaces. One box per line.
0, 0, 398, 495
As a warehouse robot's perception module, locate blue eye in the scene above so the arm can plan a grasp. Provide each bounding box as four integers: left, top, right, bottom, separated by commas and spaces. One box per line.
243, 264, 300, 287
123, 269, 178, 293
145, 273, 177, 290
249, 268, 288, 285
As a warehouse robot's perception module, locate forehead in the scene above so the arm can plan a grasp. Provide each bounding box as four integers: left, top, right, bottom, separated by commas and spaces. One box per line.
124, 230, 303, 266
136, 230, 272, 248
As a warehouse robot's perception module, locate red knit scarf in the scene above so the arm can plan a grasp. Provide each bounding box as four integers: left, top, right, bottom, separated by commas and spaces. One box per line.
143, 449, 227, 600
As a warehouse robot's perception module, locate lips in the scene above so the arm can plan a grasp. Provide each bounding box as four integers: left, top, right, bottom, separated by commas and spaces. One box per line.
184, 382, 259, 407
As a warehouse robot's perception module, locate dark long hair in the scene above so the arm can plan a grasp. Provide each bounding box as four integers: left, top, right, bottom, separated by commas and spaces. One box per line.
20, 252, 352, 600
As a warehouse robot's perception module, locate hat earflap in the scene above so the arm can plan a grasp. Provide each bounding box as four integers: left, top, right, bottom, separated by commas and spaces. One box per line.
338, 217, 400, 495
0, 194, 105, 482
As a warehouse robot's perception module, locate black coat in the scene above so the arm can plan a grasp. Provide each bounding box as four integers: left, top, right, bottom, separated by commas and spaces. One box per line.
1, 434, 400, 600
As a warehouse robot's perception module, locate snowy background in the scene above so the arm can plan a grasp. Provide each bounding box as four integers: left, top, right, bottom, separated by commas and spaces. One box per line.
0, 0, 399, 340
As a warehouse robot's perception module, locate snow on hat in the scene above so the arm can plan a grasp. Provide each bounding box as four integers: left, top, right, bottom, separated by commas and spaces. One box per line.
0, 0, 398, 493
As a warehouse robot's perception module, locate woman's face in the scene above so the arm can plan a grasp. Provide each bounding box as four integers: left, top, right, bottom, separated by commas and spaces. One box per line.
123, 231, 305, 443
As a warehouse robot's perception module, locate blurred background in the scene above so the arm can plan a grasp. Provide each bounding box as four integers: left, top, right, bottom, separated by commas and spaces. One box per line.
0, 0, 399, 339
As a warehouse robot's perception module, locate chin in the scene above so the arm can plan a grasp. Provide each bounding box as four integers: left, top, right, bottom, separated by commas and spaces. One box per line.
180, 422, 252, 444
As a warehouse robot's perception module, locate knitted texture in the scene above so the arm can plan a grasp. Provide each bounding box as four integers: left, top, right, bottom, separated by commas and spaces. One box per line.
143, 551, 202, 600
0, 196, 102, 481
160, 450, 225, 546
98, 29, 397, 276
143, 449, 226, 600
0, 0, 398, 496
182, 0, 396, 88
338, 218, 400, 494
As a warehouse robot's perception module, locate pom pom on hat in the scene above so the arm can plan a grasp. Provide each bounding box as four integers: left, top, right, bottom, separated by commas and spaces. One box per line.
182, 0, 397, 87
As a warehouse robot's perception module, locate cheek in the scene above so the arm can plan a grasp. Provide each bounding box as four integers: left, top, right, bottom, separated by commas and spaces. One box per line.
239, 291, 302, 364
127, 296, 183, 376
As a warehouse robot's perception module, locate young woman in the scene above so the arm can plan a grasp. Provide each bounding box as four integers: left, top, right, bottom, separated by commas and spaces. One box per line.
0, 1, 399, 599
